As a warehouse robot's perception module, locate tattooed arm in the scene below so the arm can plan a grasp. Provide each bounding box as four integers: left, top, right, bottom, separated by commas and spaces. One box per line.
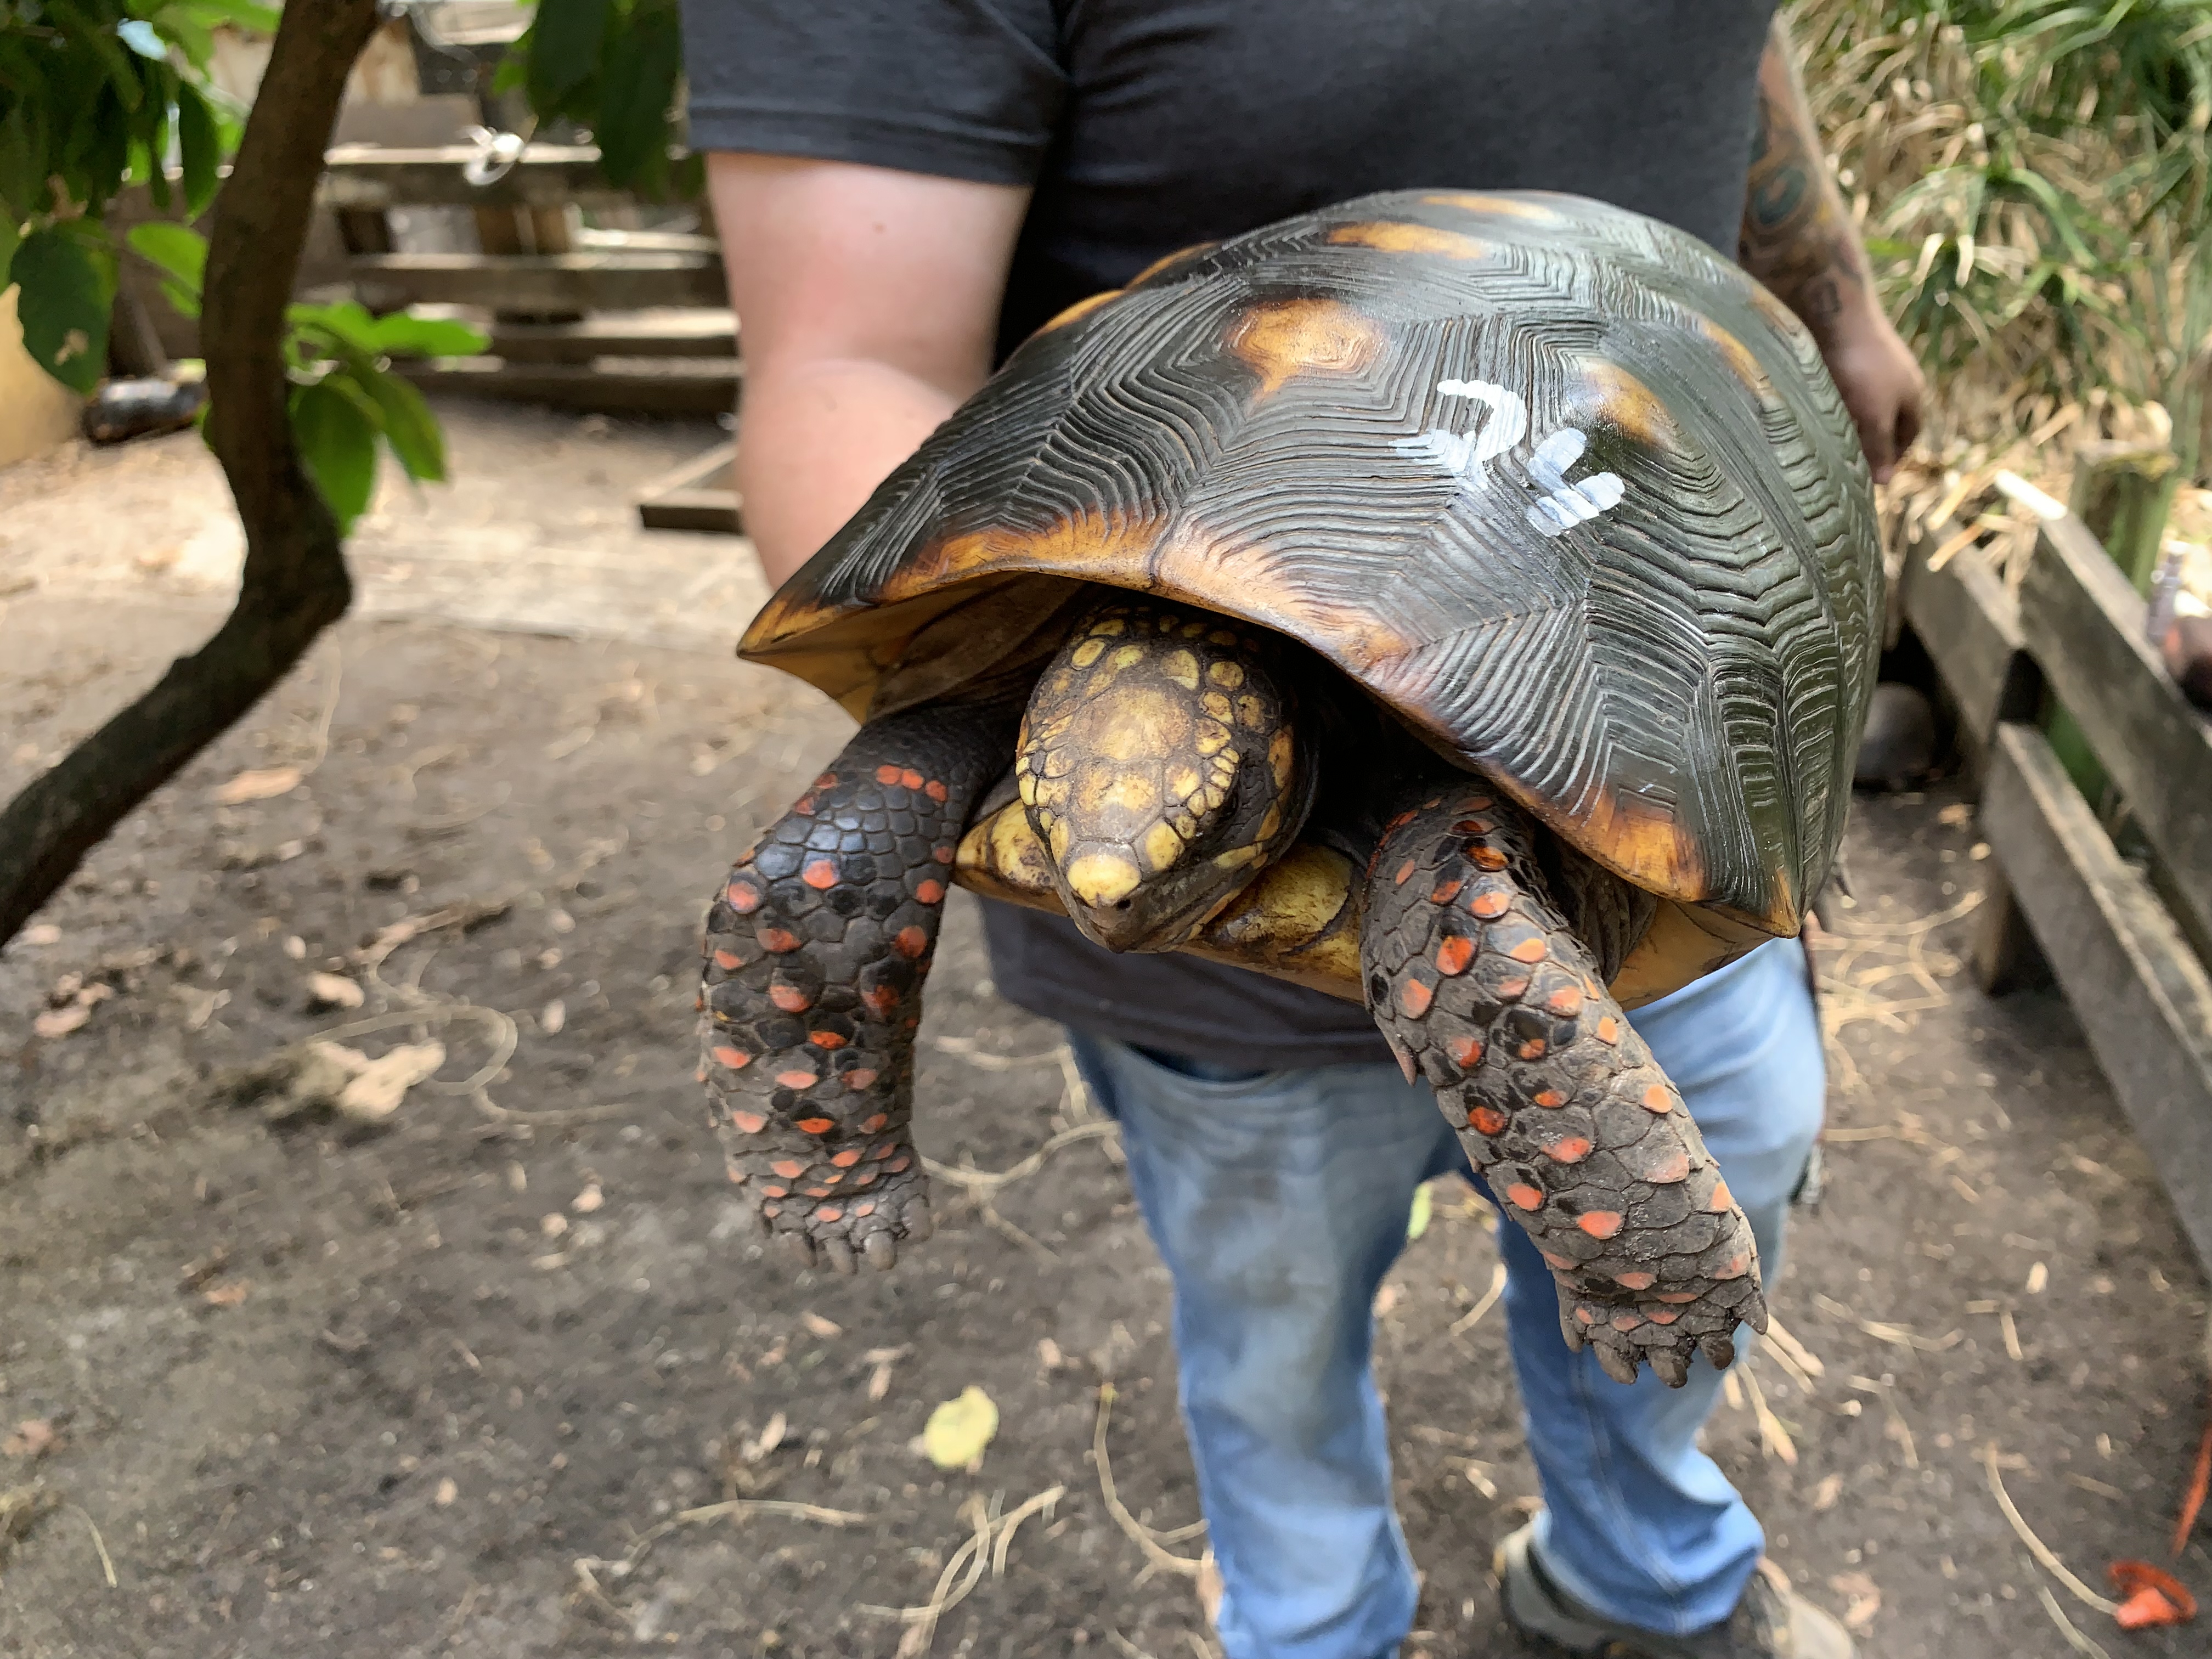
1741, 16, 1924, 481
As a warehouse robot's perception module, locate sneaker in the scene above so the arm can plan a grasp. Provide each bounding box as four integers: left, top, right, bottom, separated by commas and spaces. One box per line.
1493, 1522, 1856, 1657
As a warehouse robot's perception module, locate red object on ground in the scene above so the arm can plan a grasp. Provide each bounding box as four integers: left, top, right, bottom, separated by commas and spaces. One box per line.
2109, 1560, 2197, 1629
2175, 1403, 2212, 1558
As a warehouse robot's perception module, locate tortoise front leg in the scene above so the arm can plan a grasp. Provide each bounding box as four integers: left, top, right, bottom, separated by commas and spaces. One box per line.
1363, 783, 1770, 1386
699, 701, 1016, 1272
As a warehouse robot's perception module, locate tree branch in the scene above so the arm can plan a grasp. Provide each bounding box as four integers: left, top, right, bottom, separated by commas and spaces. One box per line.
0, 0, 379, 947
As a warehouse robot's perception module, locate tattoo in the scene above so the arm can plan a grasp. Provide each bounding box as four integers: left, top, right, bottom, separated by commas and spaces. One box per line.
1737, 23, 1866, 344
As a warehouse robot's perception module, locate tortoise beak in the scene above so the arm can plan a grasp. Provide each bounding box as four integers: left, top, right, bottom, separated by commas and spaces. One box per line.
1059, 851, 1165, 951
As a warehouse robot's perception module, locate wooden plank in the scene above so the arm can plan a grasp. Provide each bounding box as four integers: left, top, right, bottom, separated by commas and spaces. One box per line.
394, 357, 739, 417
1982, 721, 2212, 1268
492, 310, 736, 363
2018, 512, 2212, 950
1898, 515, 2038, 760
636, 441, 742, 534
349, 251, 725, 312
319, 144, 637, 210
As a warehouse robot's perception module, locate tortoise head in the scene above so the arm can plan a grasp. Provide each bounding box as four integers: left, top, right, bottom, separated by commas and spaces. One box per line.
1015, 599, 1313, 952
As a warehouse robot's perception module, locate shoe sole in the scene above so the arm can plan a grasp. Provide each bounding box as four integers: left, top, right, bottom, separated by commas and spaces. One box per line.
1494, 1534, 1638, 1657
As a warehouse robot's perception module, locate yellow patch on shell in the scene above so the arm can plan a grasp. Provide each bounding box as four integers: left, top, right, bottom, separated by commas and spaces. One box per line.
1048, 821, 1071, 861
1418, 192, 1561, 222
1017, 771, 1039, 805
1257, 804, 1282, 842
1268, 729, 1295, 790
1690, 313, 1771, 395
1325, 222, 1488, 259
1065, 851, 1141, 907
1213, 844, 1265, 870
1108, 644, 1144, 671
1141, 820, 1186, 874
1207, 660, 1245, 689
1195, 720, 1232, 756
1070, 637, 1106, 669
1237, 695, 1268, 730
1090, 616, 1126, 636
1098, 772, 1159, 815
1201, 690, 1233, 721
1091, 685, 1186, 760
1167, 766, 1203, 802
1572, 358, 1678, 451
1162, 648, 1200, 690
1224, 297, 1384, 401
1034, 289, 1120, 335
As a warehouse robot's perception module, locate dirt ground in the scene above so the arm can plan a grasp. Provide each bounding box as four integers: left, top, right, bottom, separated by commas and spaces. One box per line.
2, 404, 2208, 1659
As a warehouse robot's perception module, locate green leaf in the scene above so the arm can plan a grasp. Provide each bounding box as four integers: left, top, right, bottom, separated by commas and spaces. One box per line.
594, 5, 681, 192
286, 298, 380, 353
359, 365, 447, 482
527, 0, 611, 107
0, 215, 18, 296
128, 218, 206, 317
365, 311, 488, 358
175, 80, 219, 216
13, 225, 112, 395
127, 219, 206, 290
166, 0, 280, 32
49, 1, 146, 111
289, 378, 381, 533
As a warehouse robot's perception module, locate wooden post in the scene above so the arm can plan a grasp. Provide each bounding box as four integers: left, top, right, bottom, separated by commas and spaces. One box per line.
2068, 439, 2179, 595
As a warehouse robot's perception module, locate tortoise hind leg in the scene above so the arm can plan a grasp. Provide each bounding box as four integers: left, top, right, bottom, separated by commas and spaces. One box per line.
699, 700, 1017, 1272
1362, 782, 1769, 1387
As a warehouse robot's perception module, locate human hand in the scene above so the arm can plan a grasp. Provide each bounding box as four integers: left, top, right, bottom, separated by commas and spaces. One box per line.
1817, 303, 1925, 484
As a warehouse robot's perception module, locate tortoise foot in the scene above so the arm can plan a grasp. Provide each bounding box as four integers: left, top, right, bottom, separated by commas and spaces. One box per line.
697, 702, 1009, 1272
1363, 781, 1769, 1387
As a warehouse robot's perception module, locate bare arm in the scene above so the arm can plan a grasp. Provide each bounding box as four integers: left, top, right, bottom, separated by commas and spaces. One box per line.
1739, 19, 1923, 481
707, 155, 1030, 585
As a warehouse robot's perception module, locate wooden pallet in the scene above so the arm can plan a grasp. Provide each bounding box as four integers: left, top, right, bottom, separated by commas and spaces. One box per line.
635, 441, 742, 534
1902, 509, 2212, 1266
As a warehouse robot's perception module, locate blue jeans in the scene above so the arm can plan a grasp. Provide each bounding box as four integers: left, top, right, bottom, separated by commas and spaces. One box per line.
1066, 937, 1825, 1659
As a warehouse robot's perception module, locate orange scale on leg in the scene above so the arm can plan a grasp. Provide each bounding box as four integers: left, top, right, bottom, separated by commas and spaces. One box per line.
1613, 1270, 1656, 1290
1469, 891, 1511, 919
915, 879, 945, 904
726, 881, 764, 913
809, 1030, 847, 1049
845, 1068, 880, 1091
887, 1154, 912, 1173
759, 927, 802, 953
726, 1109, 768, 1135
713, 949, 743, 971
1470, 1105, 1510, 1135
712, 1045, 752, 1071
1543, 1136, 1593, 1164
1546, 986, 1584, 1016
1504, 1182, 1545, 1211
1706, 1178, 1735, 1214
924, 780, 949, 802
860, 1111, 889, 1132
1574, 1210, 1624, 1239
1647, 1308, 1681, 1325
899, 768, 926, 791
830, 1149, 862, 1169
794, 1115, 835, 1134
760, 1184, 788, 1198
874, 764, 902, 785
1640, 1084, 1674, 1114
1430, 877, 1463, 904
816, 1205, 844, 1222
1508, 937, 1548, 964
804, 1186, 833, 1198
1394, 857, 1417, 885
802, 857, 839, 890
854, 1201, 876, 1217
1448, 1036, 1484, 1068
770, 984, 814, 1013
770, 1159, 806, 1179
894, 927, 929, 958
1595, 1016, 1621, 1045
1532, 1088, 1565, 1108
1398, 978, 1434, 1018
872, 1143, 898, 1160
1516, 1039, 1547, 1060
776, 1069, 821, 1091
1435, 935, 1475, 975
932, 845, 956, 864
1470, 847, 1509, 872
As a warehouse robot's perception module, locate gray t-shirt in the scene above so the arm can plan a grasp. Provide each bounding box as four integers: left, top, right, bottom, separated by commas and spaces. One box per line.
683, 0, 1778, 1068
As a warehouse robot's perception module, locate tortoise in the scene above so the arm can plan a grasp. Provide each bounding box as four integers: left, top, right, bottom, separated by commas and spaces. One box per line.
698, 188, 1880, 1388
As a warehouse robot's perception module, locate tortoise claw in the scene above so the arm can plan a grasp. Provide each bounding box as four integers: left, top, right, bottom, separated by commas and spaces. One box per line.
820, 1237, 857, 1276
776, 1232, 816, 1269
1649, 1347, 1690, 1389
1699, 1331, 1738, 1373
901, 1197, 934, 1244
1559, 1310, 1585, 1353
1595, 1343, 1640, 1386
862, 1230, 898, 1271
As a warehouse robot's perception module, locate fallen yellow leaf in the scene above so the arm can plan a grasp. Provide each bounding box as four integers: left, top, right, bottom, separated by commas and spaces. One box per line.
212, 765, 302, 805
32, 1004, 88, 1040
336, 1041, 444, 1125
306, 972, 364, 1010
1406, 1183, 1433, 1241
923, 1386, 998, 1470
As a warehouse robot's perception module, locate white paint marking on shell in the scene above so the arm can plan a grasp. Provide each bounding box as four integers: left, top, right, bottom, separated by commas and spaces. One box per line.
1527, 464, 1627, 538
1396, 377, 1528, 489
1405, 380, 1627, 537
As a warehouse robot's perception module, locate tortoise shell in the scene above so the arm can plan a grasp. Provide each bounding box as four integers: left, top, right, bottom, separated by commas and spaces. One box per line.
741, 189, 1882, 935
